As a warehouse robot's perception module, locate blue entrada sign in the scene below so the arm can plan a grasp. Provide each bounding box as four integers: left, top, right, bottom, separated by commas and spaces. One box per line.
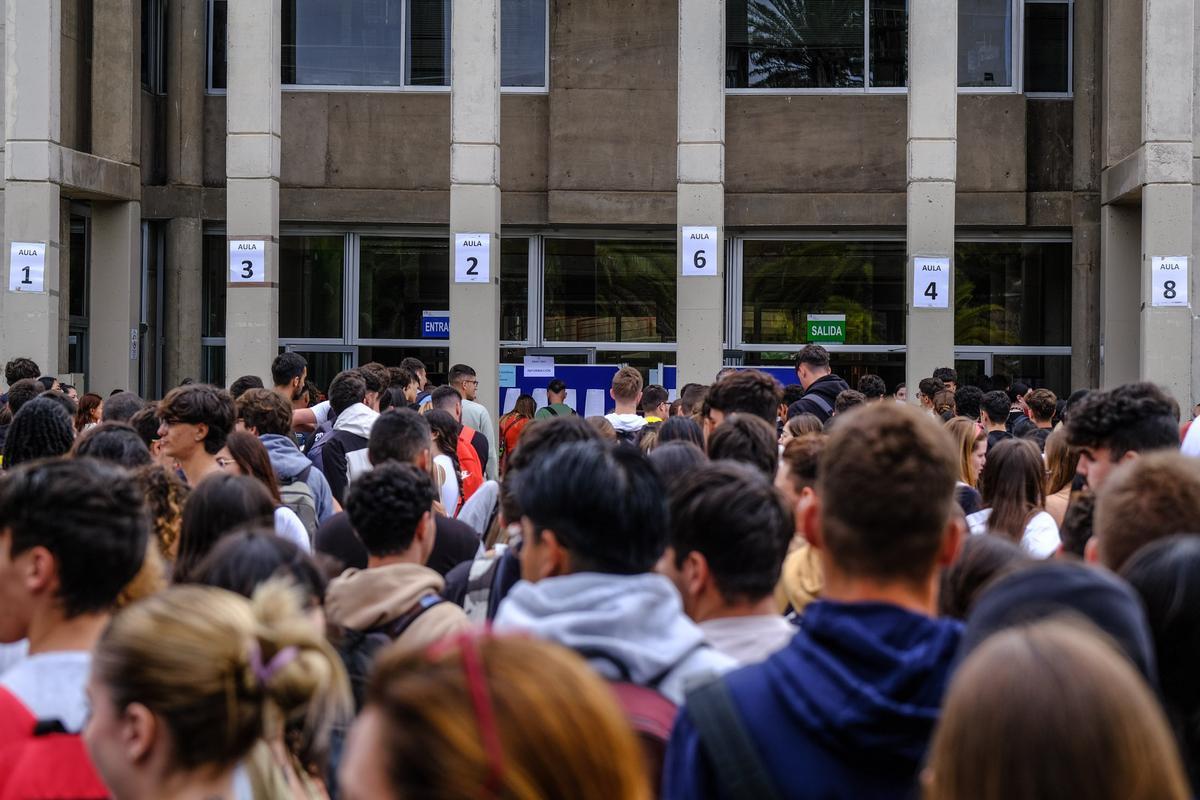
421, 310, 450, 339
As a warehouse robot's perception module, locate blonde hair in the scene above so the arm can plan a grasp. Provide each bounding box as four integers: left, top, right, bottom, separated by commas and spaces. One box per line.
94, 581, 350, 773
945, 417, 986, 487
925, 620, 1190, 800
364, 635, 650, 800
610, 366, 644, 402
1044, 428, 1079, 496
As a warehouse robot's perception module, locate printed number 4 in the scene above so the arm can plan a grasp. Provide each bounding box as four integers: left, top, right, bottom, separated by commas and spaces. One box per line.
240, 260, 254, 279
466, 257, 478, 276
1165, 280, 1178, 300
924, 282, 938, 301
20, 266, 31, 285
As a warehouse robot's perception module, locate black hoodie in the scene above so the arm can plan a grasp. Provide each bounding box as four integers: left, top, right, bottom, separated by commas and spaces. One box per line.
787, 373, 851, 423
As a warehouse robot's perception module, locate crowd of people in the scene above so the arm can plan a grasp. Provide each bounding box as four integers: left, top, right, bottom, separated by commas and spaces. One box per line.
0, 344, 1198, 799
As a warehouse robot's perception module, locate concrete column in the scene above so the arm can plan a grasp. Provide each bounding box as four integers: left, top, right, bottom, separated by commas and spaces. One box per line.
1192, 0, 1200, 405
89, 201, 141, 394
1071, 0, 1101, 390
676, 0, 725, 388
91, 0, 140, 166
1140, 0, 1194, 406
1099, 204, 1140, 386
449, 0, 501, 424
225, 0, 280, 386
904, 0, 957, 395
166, 0, 205, 186
2, 0, 62, 376
164, 217, 203, 388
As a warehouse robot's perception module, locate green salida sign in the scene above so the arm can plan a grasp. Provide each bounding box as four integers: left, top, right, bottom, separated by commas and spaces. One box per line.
806, 314, 846, 344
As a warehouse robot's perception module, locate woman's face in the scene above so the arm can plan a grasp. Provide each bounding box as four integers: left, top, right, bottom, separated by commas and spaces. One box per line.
779, 427, 795, 446
972, 438, 987, 479
215, 447, 244, 475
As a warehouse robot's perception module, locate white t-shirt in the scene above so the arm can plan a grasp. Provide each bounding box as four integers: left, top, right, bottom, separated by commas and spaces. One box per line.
434, 454, 460, 513
310, 400, 332, 426
1, 651, 92, 732
967, 508, 1060, 559
605, 413, 647, 434
699, 616, 796, 665
275, 506, 313, 552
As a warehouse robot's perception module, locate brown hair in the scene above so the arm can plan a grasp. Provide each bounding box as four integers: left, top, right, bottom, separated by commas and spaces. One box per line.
586, 416, 618, 441
817, 403, 958, 584
932, 390, 957, 417
363, 635, 650, 800
236, 388, 293, 437
224, 431, 283, 504
1094, 452, 1200, 571
1044, 428, 1079, 496
979, 438, 1045, 543
925, 620, 1190, 800
780, 433, 826, 495
158, 384, 236, 455
945, 417, 986, 487
133, 463, 190, 561
74, 392, 103, 433
610, 366, 643, 403
784, 413, 823, 439
1026, 388, 1057, 422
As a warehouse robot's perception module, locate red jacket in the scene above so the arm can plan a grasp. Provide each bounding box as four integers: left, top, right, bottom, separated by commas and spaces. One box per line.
0, 686, 109, 799
457, 427, 485, 506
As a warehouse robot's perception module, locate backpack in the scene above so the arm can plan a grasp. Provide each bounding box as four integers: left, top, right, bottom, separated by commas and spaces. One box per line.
335, 594, 447, 710
685, 677, 783, 800
279, 465, 319, 543
610, 682, 678, 795
0, 687, 108, 800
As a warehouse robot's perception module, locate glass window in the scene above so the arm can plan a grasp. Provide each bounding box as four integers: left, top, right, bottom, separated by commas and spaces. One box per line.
869, 0, 906, 88
358, 237, 449, 340
502, 0, 547, 87
954, 241, 1071, 346
741, 240, 906, 345
745, 351, 906, 394
991, 353, 1071, 396
141, 0, 167, 93
284, 350, 349, 393
543, 239, 676, 344
69, 218, 88, 320
202, 236, 227, 338
1024, 2, 1069, 93
407, 0, 450, 86
959, 0, 1014, 87
201, 344, 226, 387
280, 236, 344, 339
727, 0, 865, 89
501, 238, 530, 341
210, 0, 228, 90
357, 346, 451, 382
283, 0, 405, 86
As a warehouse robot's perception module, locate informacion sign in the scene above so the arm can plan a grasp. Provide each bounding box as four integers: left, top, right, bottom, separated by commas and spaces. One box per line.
8, 241, 46, 293
1152, 256, 1189, 307
807, 314, 846, 343
229, 240, 265, 284
523, 355, 555, 378
681, 226, 718, 277
499, 364, 517, 388
421, 310, 450, 339
912, 257, 951, 309
454, 233, 490, 284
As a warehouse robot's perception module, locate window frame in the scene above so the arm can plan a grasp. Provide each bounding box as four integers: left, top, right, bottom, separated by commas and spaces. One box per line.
1022, 0, 1073, 98
142, 0, 168, 95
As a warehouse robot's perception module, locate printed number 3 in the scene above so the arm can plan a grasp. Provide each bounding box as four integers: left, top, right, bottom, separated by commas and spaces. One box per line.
241, 260, 254, 279
466, 257, 478, 276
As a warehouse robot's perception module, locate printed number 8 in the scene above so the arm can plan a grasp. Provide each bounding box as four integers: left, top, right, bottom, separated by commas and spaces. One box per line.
1165, 280, 1177, 300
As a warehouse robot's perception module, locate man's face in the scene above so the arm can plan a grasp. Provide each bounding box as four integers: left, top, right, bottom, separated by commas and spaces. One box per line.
0, 531, 34, 643
416, 369, 428, 390
450, 400, 463, 423
944, 381, 957, 394
459, 376, 479, 402
157, 417, 203, 460
291, 368, 308, 402
1076, 445, 1123, 490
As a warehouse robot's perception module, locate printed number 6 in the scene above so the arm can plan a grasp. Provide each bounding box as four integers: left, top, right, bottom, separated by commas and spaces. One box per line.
693, 250, 706, 270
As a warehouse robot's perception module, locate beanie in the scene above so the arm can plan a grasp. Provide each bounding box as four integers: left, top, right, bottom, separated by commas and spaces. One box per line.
3, 396, 75, 469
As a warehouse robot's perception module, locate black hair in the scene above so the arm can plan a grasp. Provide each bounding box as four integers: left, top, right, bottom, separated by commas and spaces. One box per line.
0, 458, 149, 616
448, 364, 477, 386
36, 376, 56, 392
640, 385, 670, 415
6, 379, 41, 414
707, 414, 778, 479
515, 440, 667, 575
173, 473, 276, 584
229, 375, 265, 399
377, 386, 407, 413
857, 374, 887, 400
794, 345, 830, 370
1062, 389, 1091, 424
357, 364, 387, 395
4, 357, 40, 387
424, 409, 462, 482
38, 389, 77, 420
345, 463, 437, 557
368, 408, 432, 466
937, 534, 1031, 619
991, 372, 1013, 393
1060, 493, 1096, 558
327, 370, 367, 415
191, 527, 327, 606
1007, 381, 1031, 403
835, 389, 867, 415
656, 416, 704, 449
271, 352, 308, 387
781, 383, 806, 406
399, 357, 426, 376
932, 367, 958, 385
387, 366, 416, 392
980, 390, 1011, 424
72, 422, 153, 468
669, 461, 792, 602
101, 391, 147, 424
706, 370, 783, 424
955, 385, 984, 421
547, 378, 567, 395
430, 385, 463, 412
129, 405, 161, 447
505, 415, 599, 490
918, 377, 945, 400
1065, 382, 1180, 458
3, 397, 75, 469
648, 440, 708, 485
157, 385, 235, 455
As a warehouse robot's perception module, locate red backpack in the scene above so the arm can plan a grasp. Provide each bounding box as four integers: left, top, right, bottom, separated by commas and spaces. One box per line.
609, 682, 678, 796
0, 687, 109, 800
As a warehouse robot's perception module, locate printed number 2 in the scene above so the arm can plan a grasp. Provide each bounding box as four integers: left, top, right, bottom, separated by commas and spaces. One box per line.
240, 260, 254, 279
1164, 280, 1178, 300
693, 250, 707, 270
466, 257, 478, 276
924, 281, 938, 301
19, 266, 31, 285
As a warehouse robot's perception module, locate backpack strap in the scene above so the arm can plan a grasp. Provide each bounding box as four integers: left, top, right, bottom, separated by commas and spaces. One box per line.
609, 683, 677, 742
296, 464, 312, 483
544, 404, 559, 416
373, 595, 446, 641
802, 391, 833, 417
686, 678, 784, 800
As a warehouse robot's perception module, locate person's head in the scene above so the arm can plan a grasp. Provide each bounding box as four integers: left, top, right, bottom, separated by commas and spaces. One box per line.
517, 440, 666, 580
2, 396, 75, 469
328, 370, 368, 416
609, 366, 643, 408
639, 385, 670, 419
925, 619, 1189, 800
931, 390, 956, 419
806, 403, 961, 592
75, 392, 103, 431
1058, 492, 1095, 559
72, 422, 153, 469
857, 374, 886, 401
944, 417, 987, 487
345, 463, 438, 564
647, 440, 707, 486
1026, 388, 1057, 424
271, 352, 308, 401
430, 385, 464, 421
894, 382, 908, 403
834, 389, 868, 417
1091, 452, 1200, 572
979, 389, 1011, 428
586, 415, 617, 441
4, 356, 39, 388
706, 370, 782, 426
978, 438, 1045, 543
174, 473, 276, 584
656, 415, 704, 449
228, 375, 264, 400
342, 633, 649, 800
1007, 380, 1031, 406
776, 433, 826, 511
235, 388, 293, 437
61, 384, 77, 400
1121, 535, 1200, 789
502, 416, 599, 524
129, 404, 169, 464
793, 345, 832, 389
1044, 428, 1079, 496
936, 534, 1030, 619
932, 367, 958, 394
679, 383, 708, 417
918, 377, 946, 409
368, 408, 433, 469
1066, 382, 1180, 490
399, 357, 428, 390
661, 462, 792, 620
448, 363, 479, 402
954, 385, 983, 421
5, 378, 41, 415
85, 583, 350, 799
512, 394, 537, 420
102, 391, 147, 424
218, 431, 283, 504
358, 363, 390, 411
0, 458, 148, 643
156, 384, 236, 461
547, 378, 568, 404
40, 388, 78, 420
782, 413, 823, 444
991, 372, 1013, 394
706, 413, 778, 480
133, 463, 190, 562
424, 408, 462, 460
387, 366, 418, 404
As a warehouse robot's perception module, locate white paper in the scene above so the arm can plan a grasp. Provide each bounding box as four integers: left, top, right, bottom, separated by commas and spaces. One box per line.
8, 242, 46, 293
1151, 256, 1189, 307
229, 240, 265, 283
524, 355, 555, 378
682, 226, 718, 277
912, 257, 951, 309
454, 233, 490, 284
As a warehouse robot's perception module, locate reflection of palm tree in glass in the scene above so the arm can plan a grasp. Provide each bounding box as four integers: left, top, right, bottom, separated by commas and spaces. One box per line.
747, 0, 864, 88
953, 276, 1016, 346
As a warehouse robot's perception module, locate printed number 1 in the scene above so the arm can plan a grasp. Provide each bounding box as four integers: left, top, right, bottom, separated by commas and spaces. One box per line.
20, 266, 31, 285
466, 257, 478, 276
924, 281, 938, 302
240, 260, 254, 279
1164, 280, 1178, 300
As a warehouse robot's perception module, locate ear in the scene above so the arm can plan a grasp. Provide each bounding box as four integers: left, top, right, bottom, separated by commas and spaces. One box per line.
937, 514, 965, 567
802, 493, 824, 550
539, 530, 570, 579
122, 702, 158, 764
609, 388, 616, 402
1118, 450, 1139, 466
22, 546, 58, 598
682, 550, 711, 600
1084, 536, 1100, 564
194, 422, 209, 443
414, 511, 433, 546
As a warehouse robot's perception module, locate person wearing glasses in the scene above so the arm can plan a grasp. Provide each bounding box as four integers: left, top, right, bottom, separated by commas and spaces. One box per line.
449, 364, 498, 480
156, 383, 236, 486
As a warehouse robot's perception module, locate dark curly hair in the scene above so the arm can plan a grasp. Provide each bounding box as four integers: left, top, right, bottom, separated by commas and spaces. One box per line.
706, 370, 783, 424
236, 388, 292, 437
72, 422, 153, 468
133, 463, 190, 561
344, 462, 437, 556
4, 356, 40, 387
1065, 382, 1179, 459
3, 396, 75, 469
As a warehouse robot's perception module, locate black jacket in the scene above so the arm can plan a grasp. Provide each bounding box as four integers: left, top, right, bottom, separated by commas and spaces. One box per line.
314, 511, 480, 577
787, 373, 851, 423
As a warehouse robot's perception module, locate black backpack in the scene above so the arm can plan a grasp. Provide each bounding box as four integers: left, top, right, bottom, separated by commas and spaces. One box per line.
334, 595, 446, 710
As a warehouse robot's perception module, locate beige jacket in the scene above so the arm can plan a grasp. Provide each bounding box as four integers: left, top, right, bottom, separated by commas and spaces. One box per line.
326, 563, 470, 651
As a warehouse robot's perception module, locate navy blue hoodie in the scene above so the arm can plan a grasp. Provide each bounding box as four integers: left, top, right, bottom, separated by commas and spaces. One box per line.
663, 601, 962, 800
